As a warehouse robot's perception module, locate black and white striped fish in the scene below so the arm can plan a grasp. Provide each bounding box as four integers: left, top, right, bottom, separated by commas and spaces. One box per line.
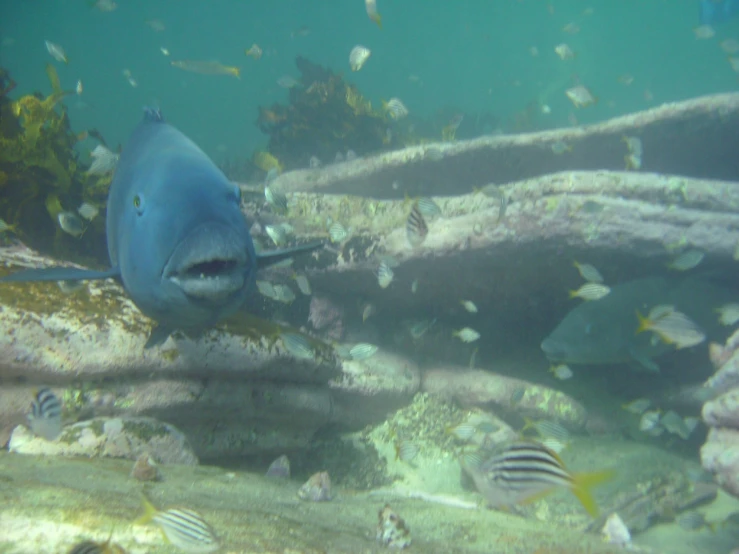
461, 440, 614, 517
136, 496, 219, 553
28, 387, 63, 441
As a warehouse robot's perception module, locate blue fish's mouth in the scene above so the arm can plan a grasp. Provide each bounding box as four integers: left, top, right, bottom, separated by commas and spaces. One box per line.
540, 338, 565, 361
164, 224, 248, 302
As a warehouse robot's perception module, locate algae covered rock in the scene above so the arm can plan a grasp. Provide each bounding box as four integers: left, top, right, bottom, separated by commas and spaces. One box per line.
8, 416, 198, 465
270, 92, 739, 197
421, 367, 588, 428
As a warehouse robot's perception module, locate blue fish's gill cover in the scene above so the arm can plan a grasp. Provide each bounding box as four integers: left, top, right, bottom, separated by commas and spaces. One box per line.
700, 0, 739, 25
0, 109, 322, 348
540, 276, 736, 372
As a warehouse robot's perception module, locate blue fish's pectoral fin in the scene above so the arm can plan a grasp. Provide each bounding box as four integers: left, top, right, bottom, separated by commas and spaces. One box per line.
256, 241, 324, 270
628, 347, 660, 372
0, 266, 121, 283
144, 324, 176, 349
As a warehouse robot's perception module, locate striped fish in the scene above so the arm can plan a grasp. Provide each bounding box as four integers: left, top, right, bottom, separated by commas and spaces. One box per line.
406, 204, 428, 247
461, 441, 614, 517
135, 496, 219, 553
28, 387, 63, 441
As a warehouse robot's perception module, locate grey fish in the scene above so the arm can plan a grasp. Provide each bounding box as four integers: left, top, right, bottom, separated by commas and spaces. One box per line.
541, 276, 736, 371
0, 108, 323, 348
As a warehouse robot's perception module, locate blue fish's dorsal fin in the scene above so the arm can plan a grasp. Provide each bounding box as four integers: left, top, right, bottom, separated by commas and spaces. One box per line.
142, 106, 164, 123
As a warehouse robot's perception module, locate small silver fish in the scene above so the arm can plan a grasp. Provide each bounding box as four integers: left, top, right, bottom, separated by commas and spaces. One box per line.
453, 327, 480, 343
639, 410, 662, 433
309, 155, 321, 168
460, 300, 478, 313
87, 145, 120, 175
349, 45, 371, 71
549, 364, 573, 380
416, 197, 442, 218
45, 40, 68, 64
365, 0, 382, 27
395, 440, 419, 462
264, 186, 288, 212
573, 261, 603, 283
281, 333, 315, 360
565, 84, 597, 108
668, 249, 704, 271
77, 202, 99, 221
524, 419, 570, 442
637, 305, 705, 349
384, 98, 409, 119
293, 274, 312, 295
170, 60, 240, 78
569, 283, 610, 301
622, 398, 651, 415
377, 262, 394, 288
328, 222, 348, 243
716, 303, 739, 326
447, 422, 477, 441
136, 497, 219, 553
350, 343, 378, 360
58, 211, 86, 237
28, 387, 63, 441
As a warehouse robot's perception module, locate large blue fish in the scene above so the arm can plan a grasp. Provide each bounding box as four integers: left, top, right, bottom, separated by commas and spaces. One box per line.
540, 276, 736, 372
700, 0, 739, 25
0, 108, 322, 348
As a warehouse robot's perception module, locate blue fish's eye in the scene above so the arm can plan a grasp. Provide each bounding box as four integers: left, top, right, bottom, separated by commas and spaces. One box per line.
133, 194, 145, 214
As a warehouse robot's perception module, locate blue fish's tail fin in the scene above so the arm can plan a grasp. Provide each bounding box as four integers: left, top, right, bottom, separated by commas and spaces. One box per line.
257, 241, 323, 270
142, 106, 164, 123
700, 0, 739, 25
0, 266, 120, 283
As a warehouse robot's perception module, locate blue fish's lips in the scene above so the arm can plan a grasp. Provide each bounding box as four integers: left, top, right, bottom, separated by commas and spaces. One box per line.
540, 337, 565, 361
163, 223, 249, 302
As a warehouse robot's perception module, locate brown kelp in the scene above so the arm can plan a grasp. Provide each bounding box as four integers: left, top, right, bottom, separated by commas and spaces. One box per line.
0, 65, 110, 265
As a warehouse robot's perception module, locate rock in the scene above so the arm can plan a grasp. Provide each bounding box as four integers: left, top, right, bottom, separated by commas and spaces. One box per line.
701, 427, 739, 498
421, 367, 587, 428
701, 328, 739, 501
9, 416, 198, 465
269, 93, 739, 197
703, 388, 739, 428
330, 349, 421, 428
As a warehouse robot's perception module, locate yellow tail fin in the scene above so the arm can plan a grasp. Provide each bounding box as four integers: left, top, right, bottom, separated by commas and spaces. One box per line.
133, 493, 159, 525
635, 310, 650, 334
570, 469, 616, 517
